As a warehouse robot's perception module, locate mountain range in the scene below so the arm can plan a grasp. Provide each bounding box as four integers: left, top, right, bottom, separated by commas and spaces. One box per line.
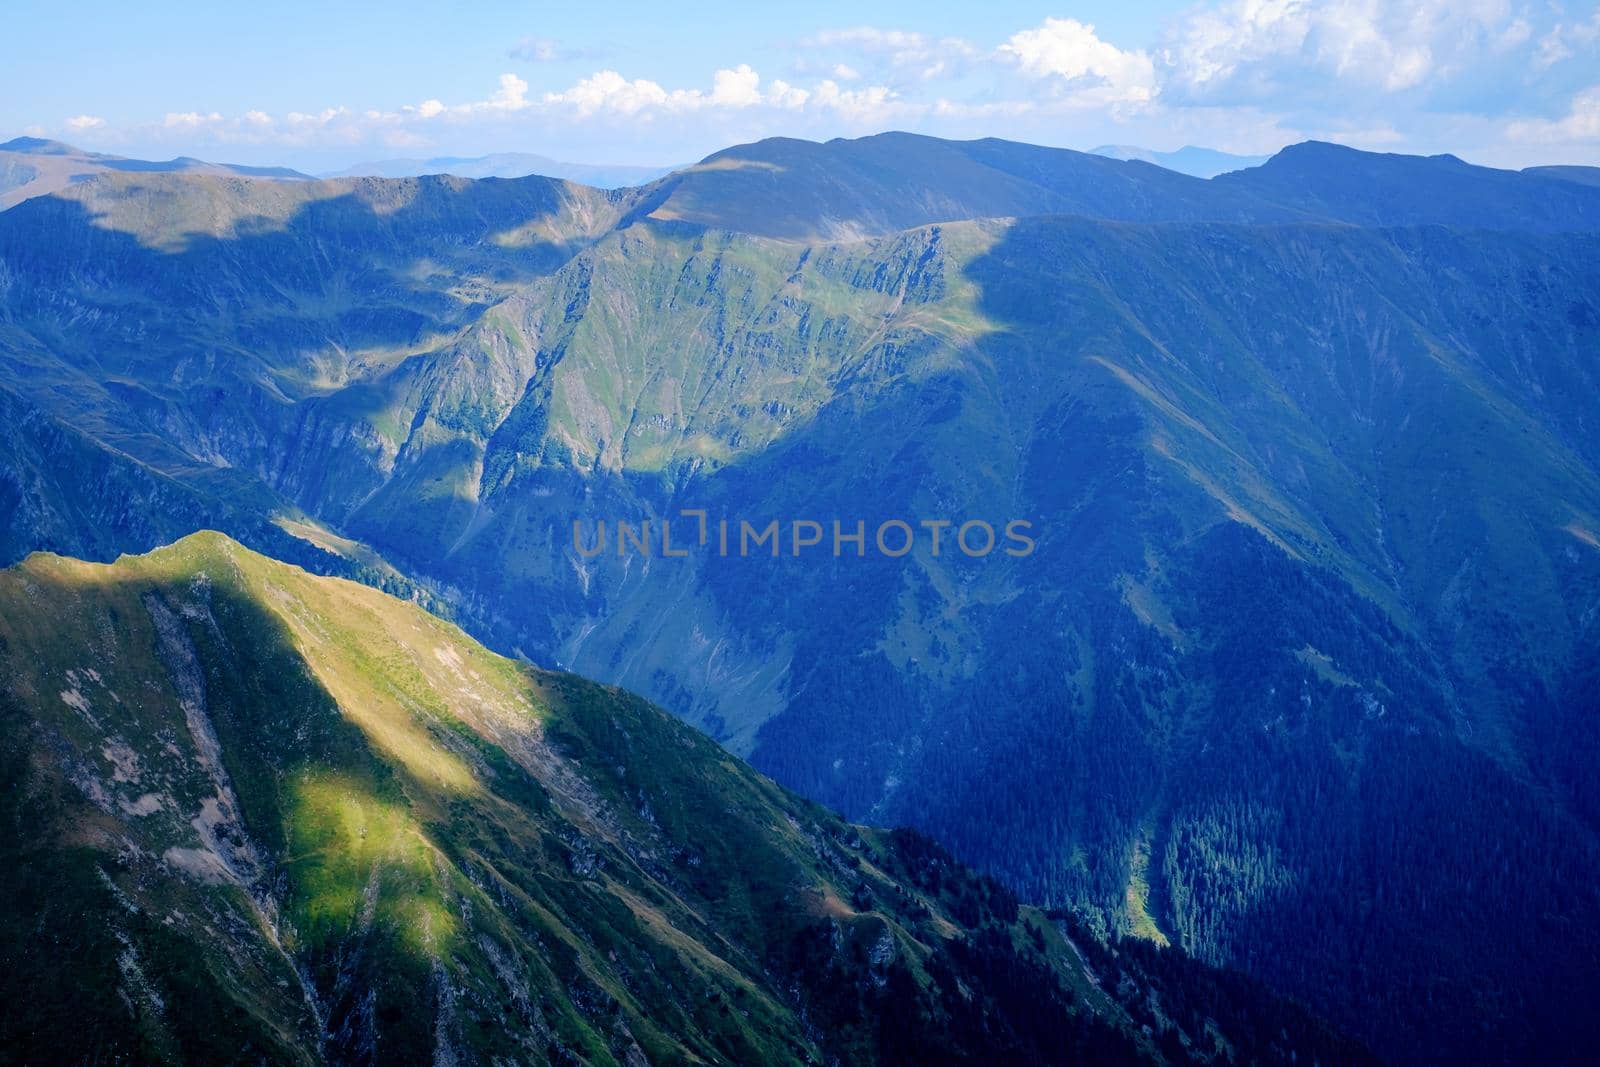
3, 129, 1600, 1064
0, 136, 309, 210
321, 152, 679, 188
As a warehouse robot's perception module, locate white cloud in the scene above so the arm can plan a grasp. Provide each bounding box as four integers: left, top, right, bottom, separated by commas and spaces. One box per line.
45, 3, 1600, 169
487, 73, 529, 111
801, 26, 979, 81
1536, 10, 1600, 69
284, 107, 347, 127
395, 74, 530, 120
709, 65, 763, 108
1497, 17, 1532, 51
543, 70, 671, 116
1385, 45, 1431, 92
1506, 85, 1600, 143
535, 64, 890, 119
1159, 0, 1536, 103
492, 73, 531, 111
767, 79, 811, 110
999, 18, 1157, 107
807, 80, 906, 122
163, 111, 223, 128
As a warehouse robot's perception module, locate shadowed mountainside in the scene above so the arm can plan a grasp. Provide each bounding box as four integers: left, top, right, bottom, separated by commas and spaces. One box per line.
3, 133, 1600, 1063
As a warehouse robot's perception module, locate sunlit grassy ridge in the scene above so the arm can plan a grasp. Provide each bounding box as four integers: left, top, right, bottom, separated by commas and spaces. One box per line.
2, 531, 1371, 1065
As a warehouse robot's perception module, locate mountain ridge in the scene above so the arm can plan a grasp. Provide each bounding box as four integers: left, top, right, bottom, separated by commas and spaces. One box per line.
0, 530, 1373, 1065
3, 130, 1600, 1064
0, 136, 310, 210
321, 152, 679, 189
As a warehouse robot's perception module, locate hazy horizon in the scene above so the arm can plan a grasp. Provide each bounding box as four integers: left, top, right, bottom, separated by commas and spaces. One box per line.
6, 1, 1599, 173
6, 128, 1595, 181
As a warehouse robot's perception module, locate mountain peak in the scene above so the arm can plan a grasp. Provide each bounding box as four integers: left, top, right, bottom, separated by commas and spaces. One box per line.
1089, 142, 1272, 177
112, 526, 245, 566
1213, 137, 1600, 229
1267, 139, 1475, 169
0, 136, 82, 155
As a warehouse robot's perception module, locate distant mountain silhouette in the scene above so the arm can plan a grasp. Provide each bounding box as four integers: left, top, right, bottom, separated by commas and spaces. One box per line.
1090, 143, 1270, 177
0, 136, 308, 208
323, 150, 678, 188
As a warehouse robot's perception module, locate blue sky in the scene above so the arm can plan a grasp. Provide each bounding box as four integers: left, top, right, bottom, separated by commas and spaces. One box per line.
6, 1, 1598, 171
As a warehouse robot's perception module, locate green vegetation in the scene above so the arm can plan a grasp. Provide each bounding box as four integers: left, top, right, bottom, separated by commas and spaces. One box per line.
0, 533, 1371, 1064
4, 135, 1600, 1064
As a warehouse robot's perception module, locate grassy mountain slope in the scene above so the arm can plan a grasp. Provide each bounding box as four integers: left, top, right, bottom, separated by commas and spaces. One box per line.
0, 137, 309, 210
0, 532, 1370, 1066
260, 213, 1600, 1063
628, 133, 1600, 241
4, 134, 1600, 1063
0, 164, 629, 558
633, 132, 1304, 240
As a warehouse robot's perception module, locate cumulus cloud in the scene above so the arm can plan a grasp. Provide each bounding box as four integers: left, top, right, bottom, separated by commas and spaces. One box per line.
535, 64, 895, 121
808, 80, 906, 122
767, 79, 811, 110
544, 70, 671, 116
284, 107, 347, 128
394, 74, 530, 120
710, 64, 763, 108
486, 73, 529, 111
1158, 0, 1539, 103
999, 18, 1157, 107
48, 2, 1600, 168
1507, 85, 1600, 143
163, 111, 224, 128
